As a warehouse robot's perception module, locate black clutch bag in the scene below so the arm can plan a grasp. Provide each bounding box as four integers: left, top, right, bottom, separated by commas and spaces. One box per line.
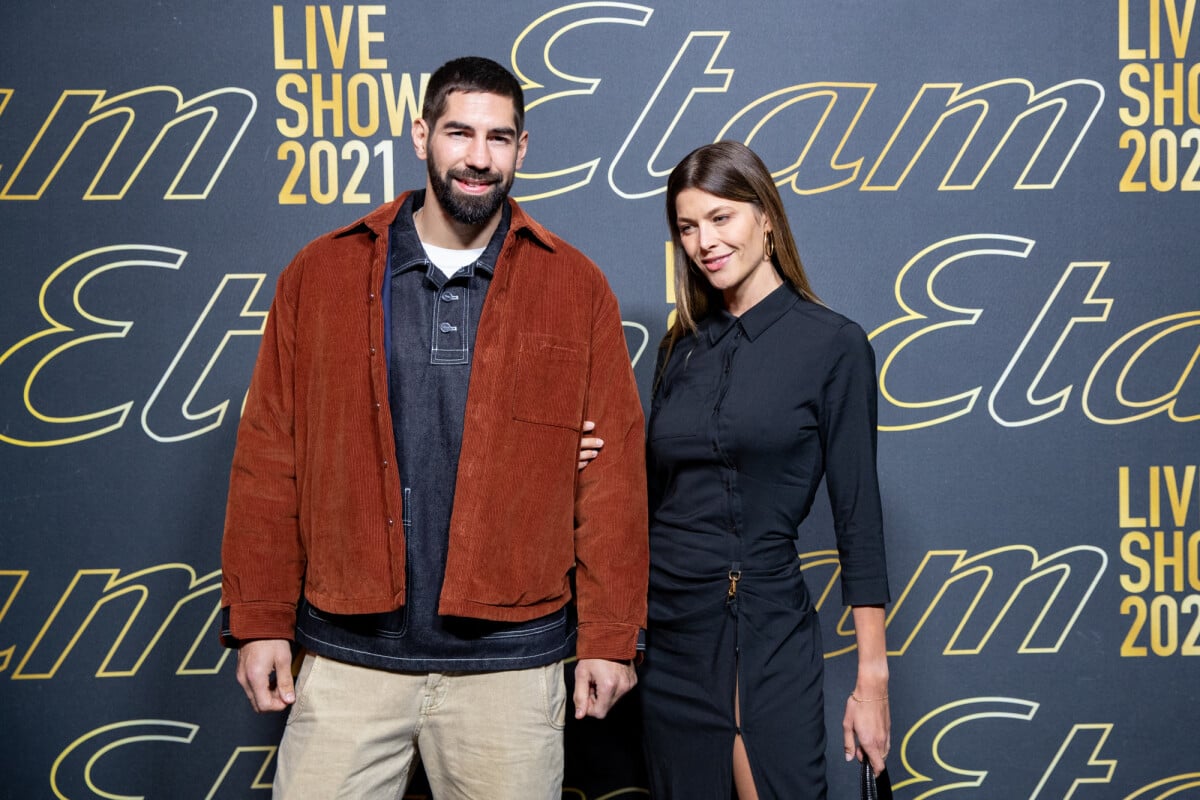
861, 760, 893, 800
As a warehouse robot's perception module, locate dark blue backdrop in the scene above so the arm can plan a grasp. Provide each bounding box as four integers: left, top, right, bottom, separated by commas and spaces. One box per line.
2, 2, 1198, 798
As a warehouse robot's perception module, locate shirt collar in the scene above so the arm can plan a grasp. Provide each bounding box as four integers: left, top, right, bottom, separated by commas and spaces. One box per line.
703, 281, 801, 344
389, 190, 510, 279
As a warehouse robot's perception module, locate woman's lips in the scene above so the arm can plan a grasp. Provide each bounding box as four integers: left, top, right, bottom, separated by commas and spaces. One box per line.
703, 254, 730, 271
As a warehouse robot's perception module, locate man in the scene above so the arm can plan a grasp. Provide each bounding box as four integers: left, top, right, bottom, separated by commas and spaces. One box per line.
220, 56, 648, 799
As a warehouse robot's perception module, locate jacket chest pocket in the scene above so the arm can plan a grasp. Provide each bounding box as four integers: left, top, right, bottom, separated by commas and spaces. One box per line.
512, 333, 587, 429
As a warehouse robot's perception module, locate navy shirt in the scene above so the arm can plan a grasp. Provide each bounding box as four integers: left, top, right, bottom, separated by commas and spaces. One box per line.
296, 192, 574, 671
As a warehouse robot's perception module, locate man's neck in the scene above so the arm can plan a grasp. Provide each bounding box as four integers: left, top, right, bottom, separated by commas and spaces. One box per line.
413, 192, 503, 250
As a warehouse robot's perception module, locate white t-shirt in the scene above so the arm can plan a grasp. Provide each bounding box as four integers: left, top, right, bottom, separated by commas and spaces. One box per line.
422, 242, 486, 279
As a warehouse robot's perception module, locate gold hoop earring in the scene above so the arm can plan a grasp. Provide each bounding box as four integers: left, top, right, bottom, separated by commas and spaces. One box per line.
764, 230, 775, 259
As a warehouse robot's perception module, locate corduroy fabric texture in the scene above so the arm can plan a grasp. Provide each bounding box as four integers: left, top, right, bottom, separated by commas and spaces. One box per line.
221, 193, 648, 661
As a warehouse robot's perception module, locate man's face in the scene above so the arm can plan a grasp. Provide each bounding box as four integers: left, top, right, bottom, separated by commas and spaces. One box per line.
415, 91, 528, 226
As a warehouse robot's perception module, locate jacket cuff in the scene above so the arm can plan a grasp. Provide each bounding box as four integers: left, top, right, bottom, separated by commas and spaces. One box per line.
575, 621, 641, 661
219, 601, 297, 648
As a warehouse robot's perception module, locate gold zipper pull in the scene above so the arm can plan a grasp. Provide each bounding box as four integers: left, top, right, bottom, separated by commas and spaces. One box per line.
726, 569, 742, 601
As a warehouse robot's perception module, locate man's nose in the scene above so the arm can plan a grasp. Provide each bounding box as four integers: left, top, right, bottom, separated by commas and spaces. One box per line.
465, 136, 491, 171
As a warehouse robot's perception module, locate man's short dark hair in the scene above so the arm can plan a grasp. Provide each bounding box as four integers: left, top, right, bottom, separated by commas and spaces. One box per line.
422, 56, 525, 132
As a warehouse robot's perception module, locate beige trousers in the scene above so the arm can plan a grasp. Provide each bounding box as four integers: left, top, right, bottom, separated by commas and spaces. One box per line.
271, 654, 566, 800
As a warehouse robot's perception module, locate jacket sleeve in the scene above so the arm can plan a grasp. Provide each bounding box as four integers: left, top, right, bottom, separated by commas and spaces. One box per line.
219, 257, 306, 646
572, 283, 649, 660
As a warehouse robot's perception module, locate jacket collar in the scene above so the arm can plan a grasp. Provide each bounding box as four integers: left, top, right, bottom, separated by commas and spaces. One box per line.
333, 192, 557, 254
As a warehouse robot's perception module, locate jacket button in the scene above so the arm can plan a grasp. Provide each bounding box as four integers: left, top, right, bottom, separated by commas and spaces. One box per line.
387, 517, 394, 526
369, 346, 376, 356
382, 460, 389, 468
368, 292, 376, 301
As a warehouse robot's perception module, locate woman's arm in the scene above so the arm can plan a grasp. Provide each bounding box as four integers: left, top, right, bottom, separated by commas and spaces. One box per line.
842, 604, 890, 773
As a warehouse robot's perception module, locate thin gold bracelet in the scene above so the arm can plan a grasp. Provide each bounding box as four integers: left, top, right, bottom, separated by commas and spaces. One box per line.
850, 692, 889, 703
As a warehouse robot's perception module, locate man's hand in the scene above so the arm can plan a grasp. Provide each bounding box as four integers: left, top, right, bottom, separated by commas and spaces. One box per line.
236, 639, 296, 712
573, 658, 636, 719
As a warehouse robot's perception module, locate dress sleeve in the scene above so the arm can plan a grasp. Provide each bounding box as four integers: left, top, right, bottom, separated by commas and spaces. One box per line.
645, 341, 671, 520
819, 321, 890, 607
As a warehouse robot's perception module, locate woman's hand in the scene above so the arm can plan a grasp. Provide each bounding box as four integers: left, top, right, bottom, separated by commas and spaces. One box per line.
578, 420, 604, 470
843, 686, 890, 773
843, 604, 891, 773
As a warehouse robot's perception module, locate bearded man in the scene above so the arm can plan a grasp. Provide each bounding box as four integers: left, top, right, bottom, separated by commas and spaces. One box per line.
219, 56, 648, 800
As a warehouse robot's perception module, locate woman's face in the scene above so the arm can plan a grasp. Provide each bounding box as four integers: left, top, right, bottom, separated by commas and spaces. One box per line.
674, 188, 781, 315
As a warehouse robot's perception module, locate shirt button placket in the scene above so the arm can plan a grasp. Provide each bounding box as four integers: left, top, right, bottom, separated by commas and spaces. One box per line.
432, 286, 467, 365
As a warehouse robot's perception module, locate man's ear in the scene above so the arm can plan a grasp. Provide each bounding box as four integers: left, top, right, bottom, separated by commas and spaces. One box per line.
412, 118, 430, 160
515, 129, 529, 170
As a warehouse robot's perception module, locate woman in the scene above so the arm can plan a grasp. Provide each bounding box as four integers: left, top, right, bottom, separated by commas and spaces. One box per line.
637, 140, 891, 798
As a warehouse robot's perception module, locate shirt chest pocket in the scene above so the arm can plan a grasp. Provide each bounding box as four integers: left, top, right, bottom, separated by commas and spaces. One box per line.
512, 333, 587, 429
649, 369, 713, 441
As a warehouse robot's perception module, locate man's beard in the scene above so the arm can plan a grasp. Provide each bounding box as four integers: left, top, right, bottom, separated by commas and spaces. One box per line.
427, 158, 512, 226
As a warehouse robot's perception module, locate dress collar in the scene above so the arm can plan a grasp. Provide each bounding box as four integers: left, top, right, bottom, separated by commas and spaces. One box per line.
702, 282, 802, 345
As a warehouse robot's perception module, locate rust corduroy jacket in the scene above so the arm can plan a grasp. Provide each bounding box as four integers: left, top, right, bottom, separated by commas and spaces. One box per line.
220, 194, 649, 660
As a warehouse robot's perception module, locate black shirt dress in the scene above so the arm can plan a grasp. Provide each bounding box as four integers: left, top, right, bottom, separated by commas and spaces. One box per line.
641, 282, 890, 799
